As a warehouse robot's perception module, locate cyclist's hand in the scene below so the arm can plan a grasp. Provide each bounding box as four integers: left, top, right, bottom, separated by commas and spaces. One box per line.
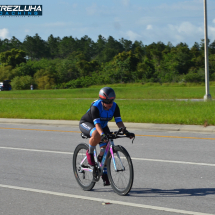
101, 133, 108, 142
123, 128, 135, 139
127, 132, 135, 139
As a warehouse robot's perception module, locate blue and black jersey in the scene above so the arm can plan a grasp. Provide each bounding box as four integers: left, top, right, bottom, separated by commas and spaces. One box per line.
80, 99, 122, 128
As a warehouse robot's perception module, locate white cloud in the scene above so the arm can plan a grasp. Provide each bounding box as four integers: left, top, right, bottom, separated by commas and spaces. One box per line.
125, 30, 141, 41
138, 21, 206, 46
168, 22, 202, 36
208, 26, 215, 42
146, 25, 153, 30
0, 28, 9, 39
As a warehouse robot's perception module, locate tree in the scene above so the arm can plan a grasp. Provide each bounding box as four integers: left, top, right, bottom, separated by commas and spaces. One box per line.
11, 75, 35, 90
137, 57, 155, 81
23, 34, 49, 60
76, 59, 99, 77
56, 59, 79, 83
0, 39, 13, 52
0, 48, 26, 68
209, 40, 215, 55
101, 36, 124, 62
58, 36, 77, 58
77, 35, 96, 61
10, 36, 22, 50
119, 38, 132, 52
47, 34, 61, 59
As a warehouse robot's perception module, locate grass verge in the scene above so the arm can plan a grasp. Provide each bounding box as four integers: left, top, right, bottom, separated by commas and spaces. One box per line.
0, 99, 214, 125
0, 84, 214, 99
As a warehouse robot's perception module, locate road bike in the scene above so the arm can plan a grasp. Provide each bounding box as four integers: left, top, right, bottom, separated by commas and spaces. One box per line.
73, 128, 134, 196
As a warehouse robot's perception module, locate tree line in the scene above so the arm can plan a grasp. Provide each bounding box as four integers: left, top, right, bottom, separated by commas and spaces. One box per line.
0, 33, 215, 90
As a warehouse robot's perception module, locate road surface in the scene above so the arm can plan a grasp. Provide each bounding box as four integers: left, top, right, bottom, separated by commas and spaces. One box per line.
0, 123, 215, 215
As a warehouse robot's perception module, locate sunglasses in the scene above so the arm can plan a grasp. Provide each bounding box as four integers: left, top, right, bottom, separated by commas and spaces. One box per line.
103, 100, 114, 104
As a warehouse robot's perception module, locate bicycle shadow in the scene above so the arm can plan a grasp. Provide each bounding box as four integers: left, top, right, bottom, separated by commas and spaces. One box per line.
128, 188, 215, 197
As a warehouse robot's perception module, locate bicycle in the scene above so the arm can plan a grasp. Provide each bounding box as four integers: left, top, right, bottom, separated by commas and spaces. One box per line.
73, 128, 135, 196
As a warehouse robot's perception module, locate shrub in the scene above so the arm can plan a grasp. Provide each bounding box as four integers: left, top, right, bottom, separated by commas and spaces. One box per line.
184, 69, 205, 83
11, 75, 36, 90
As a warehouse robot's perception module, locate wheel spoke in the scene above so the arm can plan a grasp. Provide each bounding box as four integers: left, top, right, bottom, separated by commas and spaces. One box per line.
73, 143, 95, 191
107, 146, 133, 195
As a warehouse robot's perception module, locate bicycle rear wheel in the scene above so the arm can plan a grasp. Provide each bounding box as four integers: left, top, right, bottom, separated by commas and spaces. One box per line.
107, 145, 134, 196
73, 143, 96, 191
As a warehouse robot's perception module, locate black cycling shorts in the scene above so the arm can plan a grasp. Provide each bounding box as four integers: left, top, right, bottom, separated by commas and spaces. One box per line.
79, 121, 110, 147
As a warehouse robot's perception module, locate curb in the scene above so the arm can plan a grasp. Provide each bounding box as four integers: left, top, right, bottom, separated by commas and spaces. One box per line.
0, 118, 215, 133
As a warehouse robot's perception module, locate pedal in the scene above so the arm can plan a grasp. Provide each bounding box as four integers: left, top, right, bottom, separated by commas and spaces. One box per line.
92, 165, 100, 182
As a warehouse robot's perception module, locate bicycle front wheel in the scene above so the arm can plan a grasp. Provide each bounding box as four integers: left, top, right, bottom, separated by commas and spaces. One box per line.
73, 143, 96, 191
107, 145, 134, 196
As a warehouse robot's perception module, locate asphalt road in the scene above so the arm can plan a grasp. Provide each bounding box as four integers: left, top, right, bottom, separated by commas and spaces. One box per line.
0, 123, 215, 215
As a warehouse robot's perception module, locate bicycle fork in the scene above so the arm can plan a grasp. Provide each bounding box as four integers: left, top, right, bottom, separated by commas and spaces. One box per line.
109, 142, 125, 172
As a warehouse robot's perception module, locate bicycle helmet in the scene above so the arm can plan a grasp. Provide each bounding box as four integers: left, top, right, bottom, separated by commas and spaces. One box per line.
99, 87, 116, 104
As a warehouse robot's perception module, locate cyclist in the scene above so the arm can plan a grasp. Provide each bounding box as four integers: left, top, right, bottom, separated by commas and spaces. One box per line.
79, 87, 135, 186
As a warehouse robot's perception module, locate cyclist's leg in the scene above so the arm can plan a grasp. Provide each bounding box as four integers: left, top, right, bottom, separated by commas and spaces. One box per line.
79, 121, 100, 166
99, 126, 111, 186
98, 126, 110, 160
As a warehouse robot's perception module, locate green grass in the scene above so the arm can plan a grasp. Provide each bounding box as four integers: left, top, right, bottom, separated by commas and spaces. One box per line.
0, 82, 215, 99
0, 98, 214, 125
1, 83, 215, 125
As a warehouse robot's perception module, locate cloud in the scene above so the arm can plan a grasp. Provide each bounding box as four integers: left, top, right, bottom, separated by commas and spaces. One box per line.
137, 21, 206, 46
0, 28, 9, 39
125, 30, 141, 41
146, 25, 153, 30
208, 26, 215, 42
168, 22, 202, 36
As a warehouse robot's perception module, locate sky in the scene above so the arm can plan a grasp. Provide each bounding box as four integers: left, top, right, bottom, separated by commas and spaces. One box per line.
1, 0, 215, 47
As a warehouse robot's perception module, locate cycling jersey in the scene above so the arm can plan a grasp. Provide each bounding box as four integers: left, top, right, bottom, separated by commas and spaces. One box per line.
80, 99, 122, 128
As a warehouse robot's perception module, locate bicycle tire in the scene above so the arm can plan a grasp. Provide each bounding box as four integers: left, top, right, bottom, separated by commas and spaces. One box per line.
73, 143, 96, 191
107, 145, 134, 196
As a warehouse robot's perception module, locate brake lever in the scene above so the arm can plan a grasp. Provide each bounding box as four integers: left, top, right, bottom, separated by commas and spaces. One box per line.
132, 135, 135, 144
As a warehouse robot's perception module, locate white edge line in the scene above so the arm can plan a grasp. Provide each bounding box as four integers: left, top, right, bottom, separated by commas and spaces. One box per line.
132, 158, 215, 167
0, 146, 73, 155
0, 146, 215, 167
0, 184, 213, 215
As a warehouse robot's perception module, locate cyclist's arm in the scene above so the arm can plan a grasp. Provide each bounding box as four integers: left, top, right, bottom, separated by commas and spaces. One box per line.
114, 104, 134, 139
116, 121, 126, 130
114, 104, 123, 125
91, 105, 105, 135
114, 104, 126, 129
95, 123, 104, 135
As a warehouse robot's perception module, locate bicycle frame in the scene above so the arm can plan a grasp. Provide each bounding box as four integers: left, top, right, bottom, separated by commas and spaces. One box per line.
78, 139, 125, 177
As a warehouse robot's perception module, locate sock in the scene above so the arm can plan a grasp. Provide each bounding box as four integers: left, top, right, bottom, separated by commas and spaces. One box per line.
89, 144, 95, 154
100, 148, 105, 154
103, 166, 107, 174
